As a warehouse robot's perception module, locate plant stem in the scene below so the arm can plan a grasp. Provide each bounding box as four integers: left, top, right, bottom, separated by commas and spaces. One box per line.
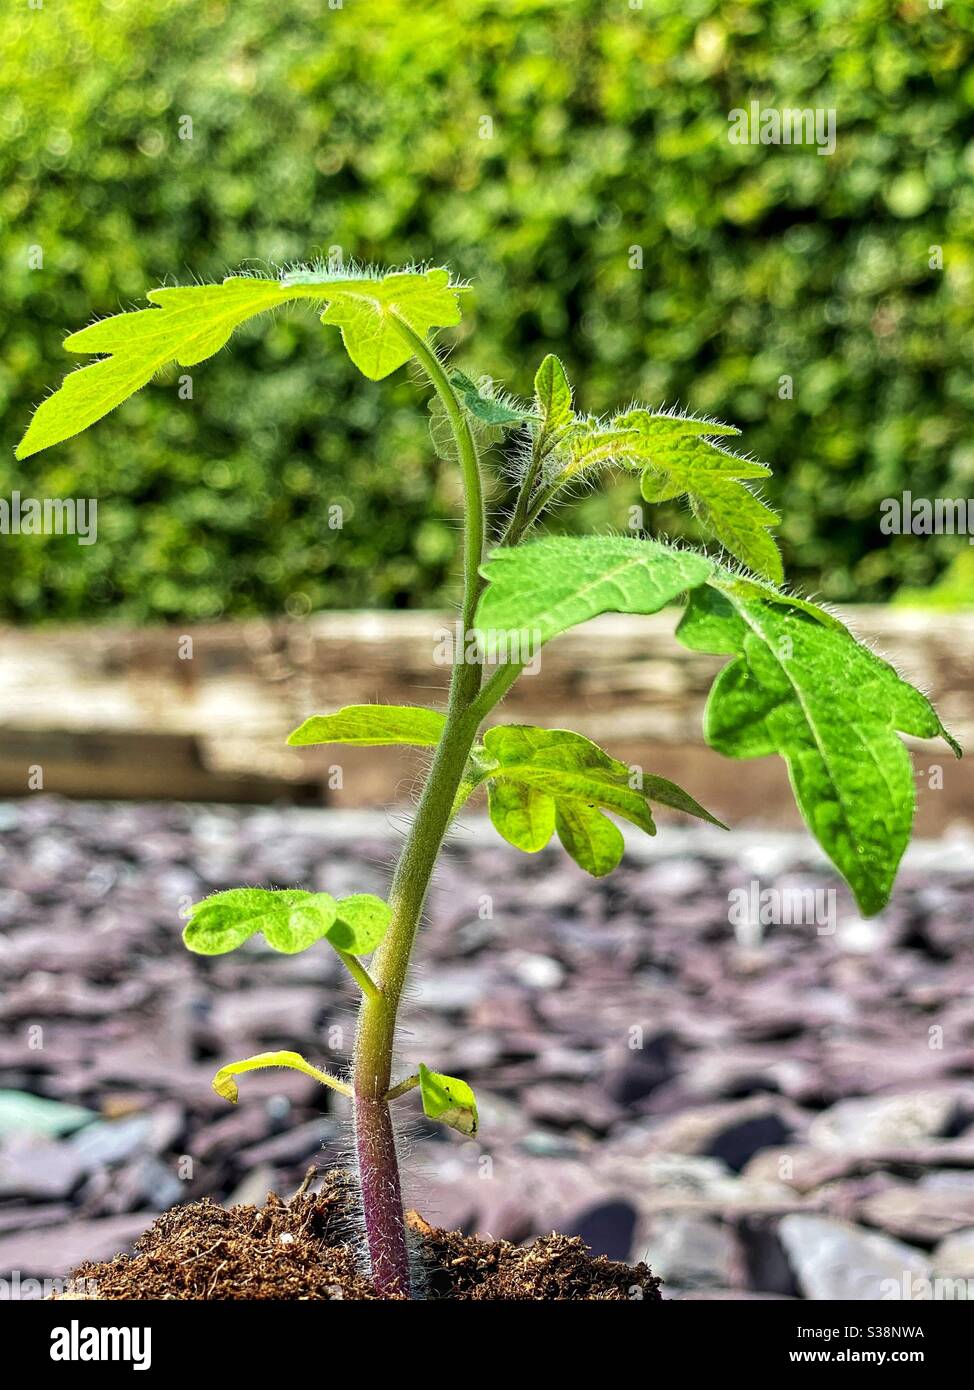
350, 323, 488, 1298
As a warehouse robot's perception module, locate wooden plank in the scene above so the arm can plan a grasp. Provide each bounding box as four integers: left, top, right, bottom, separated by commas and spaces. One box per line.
0, 609, 970, 824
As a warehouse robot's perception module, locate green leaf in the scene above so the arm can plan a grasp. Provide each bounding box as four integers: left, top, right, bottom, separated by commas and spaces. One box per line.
477, 535, 713, 647
212, 1051, 347, 1104
613, 410, 783, 582
533, 353, 573, 437
182, 887, 391, 956
287, 704, 445, 747
316, 267, 467, 379
418, 1063, 478, 1136
486, 778, 555, 852
16, 266, 467, 459
450, 370, 531, 427
553, 801, 625, 876
480, 724, 725, 875
328, 895, 392, 954
677, 580, 961, 915
15, 278, 294, 458
429, 392, 503, 461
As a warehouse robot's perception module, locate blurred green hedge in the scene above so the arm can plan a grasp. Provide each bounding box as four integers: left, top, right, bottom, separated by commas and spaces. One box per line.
1, 0, 972, 623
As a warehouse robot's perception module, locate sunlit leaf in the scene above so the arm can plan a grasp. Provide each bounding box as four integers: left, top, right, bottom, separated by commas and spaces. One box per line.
183, 887, 391, 956
329, 895, 392, 954
677, 578, 961, 914
480, 724, 724, 875
613, 409, 782, 581
477, 535, 713, 647
212, 1051, 347, 1104
16, 266, 468, 458
315, 267, 467, 379
287, 704, 445, 747
533, 353, 573, 440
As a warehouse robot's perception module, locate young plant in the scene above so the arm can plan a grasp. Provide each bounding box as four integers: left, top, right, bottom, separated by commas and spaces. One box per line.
17, 263, 960, 1298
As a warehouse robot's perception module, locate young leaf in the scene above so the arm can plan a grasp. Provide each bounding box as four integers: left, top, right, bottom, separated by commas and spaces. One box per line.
476, 535, 713, 647
315, 267, 467, 379
183, 888, 391, 956
287, 704, 445, 748
15, 278, 294, 459
212, 1051, 350, 1104
486, 779, 555, 853
533, 353, 573, 438
678, 581, 961, 915
418, 1063, 478, 1136
612, 410, 783, 582
450, 371, 532, 427
480, 724, 725, 876
428, 389, 504, 461
16, 266, 467, 459
553, 801, 626, 877
329, 895, 392, 954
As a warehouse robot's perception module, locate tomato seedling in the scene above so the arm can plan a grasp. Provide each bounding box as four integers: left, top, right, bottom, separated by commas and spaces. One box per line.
18, 262, 960, 1298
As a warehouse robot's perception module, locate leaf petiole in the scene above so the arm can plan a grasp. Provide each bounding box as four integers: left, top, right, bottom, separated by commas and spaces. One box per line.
335, 949, 382, 1002
384, 1074, 420, 1102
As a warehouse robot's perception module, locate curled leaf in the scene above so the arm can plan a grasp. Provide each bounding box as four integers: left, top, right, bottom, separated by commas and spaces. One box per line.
418, 1063, 478, 1136
212, 1051, 349, 1104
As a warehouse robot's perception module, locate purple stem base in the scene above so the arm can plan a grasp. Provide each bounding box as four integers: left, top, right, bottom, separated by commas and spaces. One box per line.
354, 1093, 412, 1298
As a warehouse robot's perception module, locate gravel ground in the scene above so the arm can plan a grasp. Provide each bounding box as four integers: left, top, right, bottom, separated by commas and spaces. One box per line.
1, 797, 974, 1300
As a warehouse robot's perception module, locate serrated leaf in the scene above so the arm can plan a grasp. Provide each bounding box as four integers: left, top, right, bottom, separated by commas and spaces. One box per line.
317, 267, 466, 379
477, 535, 713, 647
481, 724, 724, 876
418, 1063, 478, 1136
613, 410, 782, 581
212, 1051, 343, 1105
287, 704, 445, 747
533, 353, 573, 436
182, 887, 391, 956
15, 278, 293, 458
677, 581, 961, 915
16, 266, 467, 459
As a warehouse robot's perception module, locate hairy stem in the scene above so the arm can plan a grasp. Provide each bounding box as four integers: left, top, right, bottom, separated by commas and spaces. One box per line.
350, 325, 489, 1297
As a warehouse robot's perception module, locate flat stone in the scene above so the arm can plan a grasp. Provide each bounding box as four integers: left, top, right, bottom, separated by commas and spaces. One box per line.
0, 1137, 86, 1200
0, 1213, 158, 1279
858, 1185, 974, 1245
632, 1098, 803, 1172
779, 1214, 933, 1300
69, 1115, 154, 1168
646, 1214, 738, 1290
808, 1089, 965, 1153
932, 1228, 974, 1281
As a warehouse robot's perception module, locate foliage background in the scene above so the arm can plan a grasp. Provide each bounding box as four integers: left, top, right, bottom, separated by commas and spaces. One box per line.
1, 0, 972, 624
